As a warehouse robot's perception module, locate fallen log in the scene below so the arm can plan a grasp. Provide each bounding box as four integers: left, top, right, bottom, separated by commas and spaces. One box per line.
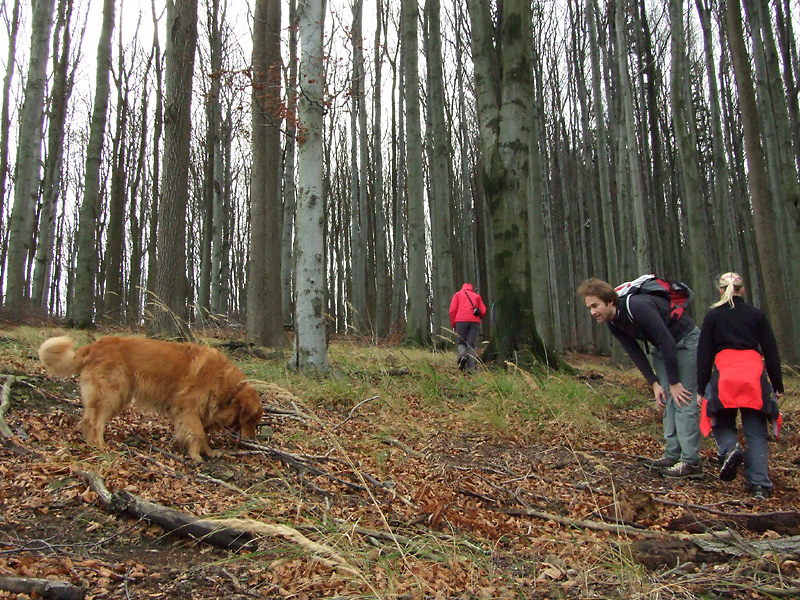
75, 470, 255, 551
667, 510, 800, 535
0, 576, 84, 600
628, 531, 800, 569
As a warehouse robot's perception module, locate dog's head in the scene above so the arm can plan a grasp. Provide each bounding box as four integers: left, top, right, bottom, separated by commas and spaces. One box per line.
222, 384, 263, 438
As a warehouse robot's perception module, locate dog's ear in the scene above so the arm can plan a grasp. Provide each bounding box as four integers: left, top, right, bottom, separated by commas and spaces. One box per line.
235, 387, 263, 438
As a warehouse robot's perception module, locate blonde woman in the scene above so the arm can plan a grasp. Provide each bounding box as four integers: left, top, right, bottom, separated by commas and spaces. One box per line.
696, 272, 783, 499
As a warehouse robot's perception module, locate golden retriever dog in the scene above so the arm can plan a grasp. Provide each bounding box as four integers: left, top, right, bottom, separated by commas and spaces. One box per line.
38, 336, 263, 462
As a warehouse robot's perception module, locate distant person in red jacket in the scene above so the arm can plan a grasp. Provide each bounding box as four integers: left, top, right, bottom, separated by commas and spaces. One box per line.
449, 283, 486, 372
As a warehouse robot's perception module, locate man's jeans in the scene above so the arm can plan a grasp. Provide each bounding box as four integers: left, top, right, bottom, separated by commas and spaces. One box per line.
651, 327, 702, 464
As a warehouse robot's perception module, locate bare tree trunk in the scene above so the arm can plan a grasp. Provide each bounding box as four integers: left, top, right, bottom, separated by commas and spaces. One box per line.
468, 0, 559, 368
31, 0, 73, 310
725, 0, 797, 364
425, 0, 454, 346
669, 0, 712, 314
281, 0, 299, 329
247, 0, 284, 346
372, 0, 389, 337
151, 0, 197, 337
390, 34, 407, 329
696, 0, 739, 273
615, 0, 649, 273
103, 27, 131, 323
70, 0, 113, 326
402, 0, 429, 345
198, 0, 222, 316
145, 2, 163, 323
291, 0, 328, 372
0, 0, 21, 303
348, 0, 368, 334
6, 0, 55, 309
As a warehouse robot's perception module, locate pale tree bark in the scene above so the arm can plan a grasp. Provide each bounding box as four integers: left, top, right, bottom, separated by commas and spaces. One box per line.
586, 0, 617, 355
349, 0, 368, 333
70, 0, 113, 326
31, 0, 73, 310
615, 0, 648, 273
281, 0, 298, 328
741, 0, 800, 346
468, 0, 558, 368
198, 0, 222, 315
725, 0, 797, 363
247, 0, 284, 346
150, 0, 197, 337
669, 0, 712, 314
402, 0, 429, 345
0, 0, 21, 303
390, 34, 407, 328
695, 0, 740, 272
454, 0, 476, 288
291, 0, 328, 372
145, 1, 163, 321
127, 48, 153, 325
103, 26, 131, 323
372, 0, 389, 337
5, 0, 55, 309
425, 0, 454, 346
773, 0, 800, 177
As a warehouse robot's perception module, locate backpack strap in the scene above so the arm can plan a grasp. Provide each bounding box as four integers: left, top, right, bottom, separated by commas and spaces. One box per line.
464, 291, 476, 309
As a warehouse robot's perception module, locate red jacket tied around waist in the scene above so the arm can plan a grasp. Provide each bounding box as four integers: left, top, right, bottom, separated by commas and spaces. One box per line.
700, 349, 781, 436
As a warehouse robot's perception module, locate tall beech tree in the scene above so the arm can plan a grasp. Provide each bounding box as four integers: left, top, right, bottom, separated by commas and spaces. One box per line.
151, 0, 198, 337
467, 0, 558, 368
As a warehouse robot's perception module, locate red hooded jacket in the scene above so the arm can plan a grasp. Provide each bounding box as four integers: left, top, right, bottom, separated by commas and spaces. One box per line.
449, 283, 486, 328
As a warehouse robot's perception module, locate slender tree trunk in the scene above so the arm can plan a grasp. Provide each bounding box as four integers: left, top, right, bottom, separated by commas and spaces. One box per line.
6, 0, 55, 309
281, 0, 298, 329
103, 32, 130, 323
425, 0, 454, 346
615, 0, 648, 273
291, 0, 328, 372
391, 31, 407, 329
151, 0, 197, 337
32, 0, 73, 310
199, 0, 221, 316
70, 0, 113, 325
725, 0, 797, 363
372, 0, 389, 337
247, 0, 284, 345
145, 4, 163, 323
669, 0, 711, 314
0, 0, 21, 303
402, 0, 429, 345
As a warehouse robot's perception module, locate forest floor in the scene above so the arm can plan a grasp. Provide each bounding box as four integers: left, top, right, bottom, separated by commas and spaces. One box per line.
1, 323, 800, 599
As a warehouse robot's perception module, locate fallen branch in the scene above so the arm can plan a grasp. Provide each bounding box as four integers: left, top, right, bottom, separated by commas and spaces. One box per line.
667, 510, 800, 535
0, 375, 17, 438
332, 395, 380, 431
501, 506, 671, 539
0, 576, 84, 600
75, 470, 255, 551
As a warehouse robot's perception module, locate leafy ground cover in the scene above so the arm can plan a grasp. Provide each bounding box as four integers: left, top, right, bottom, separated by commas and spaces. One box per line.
1, 324, 799, 599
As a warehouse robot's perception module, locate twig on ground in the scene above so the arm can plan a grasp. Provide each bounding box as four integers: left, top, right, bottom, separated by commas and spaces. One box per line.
332, 395, 380, 431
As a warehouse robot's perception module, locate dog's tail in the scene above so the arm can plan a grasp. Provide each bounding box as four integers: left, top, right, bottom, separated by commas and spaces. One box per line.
38, 336, 83, 377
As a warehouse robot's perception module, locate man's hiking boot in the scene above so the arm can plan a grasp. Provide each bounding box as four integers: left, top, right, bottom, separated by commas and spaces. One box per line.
644, 456, 677, 471
660, 461, 703, 480
749, 485, 772, 500
719, 444, 744, 482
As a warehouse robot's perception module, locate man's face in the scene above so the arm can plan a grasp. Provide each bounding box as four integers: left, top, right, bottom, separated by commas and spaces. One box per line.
584, 295, 616, 323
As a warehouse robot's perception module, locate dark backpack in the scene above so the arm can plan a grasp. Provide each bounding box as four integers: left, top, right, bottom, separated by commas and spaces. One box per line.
614, 274, 694, 322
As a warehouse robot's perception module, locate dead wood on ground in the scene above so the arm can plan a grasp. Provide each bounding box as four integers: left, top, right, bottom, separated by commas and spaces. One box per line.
0, 576, 84, 600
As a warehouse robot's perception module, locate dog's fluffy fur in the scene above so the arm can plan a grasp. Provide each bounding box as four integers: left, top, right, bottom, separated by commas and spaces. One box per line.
38, 336, 263, 462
